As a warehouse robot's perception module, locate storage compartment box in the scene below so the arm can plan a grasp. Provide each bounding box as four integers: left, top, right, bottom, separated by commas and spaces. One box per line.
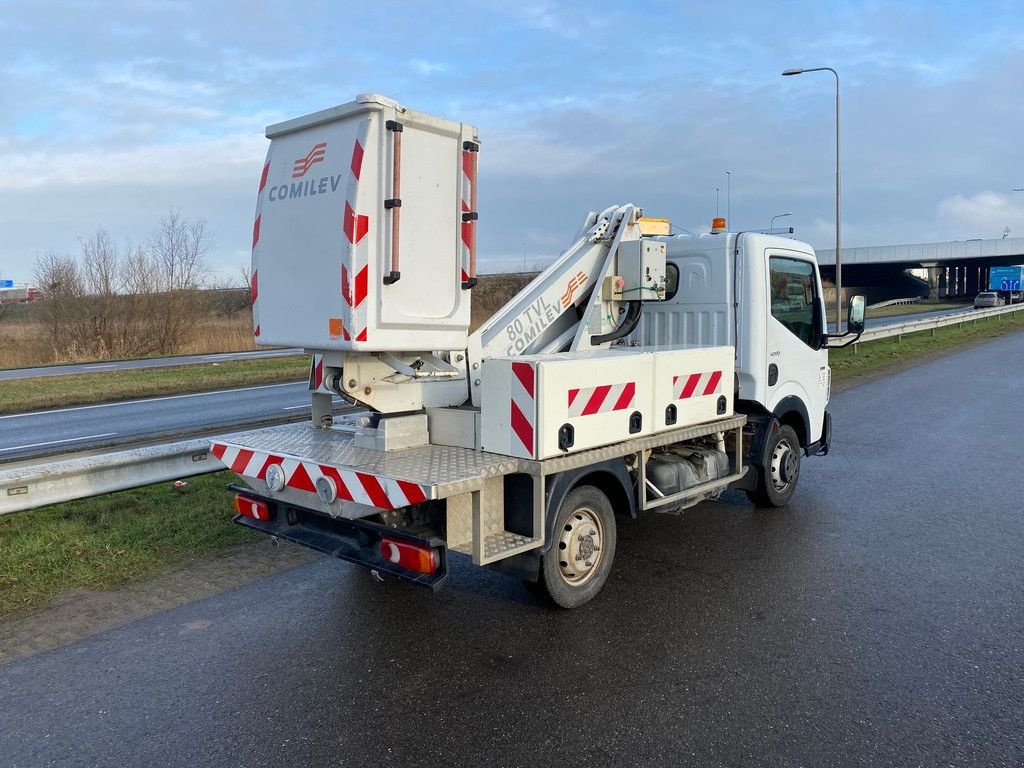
652, 346, 734, 430
480, 349, 655, 460
252, 94, 478, 352
481, 346, 735, 460
481, 350, 652, 460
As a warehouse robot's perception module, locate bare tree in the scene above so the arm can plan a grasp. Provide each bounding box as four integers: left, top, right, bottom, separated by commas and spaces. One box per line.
31, 211, 216, 361
79, 229, 121, 355
148, 209, 212, 353
33, 251, 85, 357
239, 263, 254, 310
150, 208, 210, 292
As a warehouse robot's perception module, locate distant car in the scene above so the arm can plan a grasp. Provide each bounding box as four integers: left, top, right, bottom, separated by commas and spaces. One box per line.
974, 292, 1004, 308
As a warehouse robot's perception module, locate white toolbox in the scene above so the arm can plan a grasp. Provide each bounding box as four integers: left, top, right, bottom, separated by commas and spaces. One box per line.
480, 346, 734, 460
652, 346, 734, 430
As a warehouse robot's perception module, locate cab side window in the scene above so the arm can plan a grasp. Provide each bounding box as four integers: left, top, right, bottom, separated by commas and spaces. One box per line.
664, 263, 679, 301
769, 256, 818, 348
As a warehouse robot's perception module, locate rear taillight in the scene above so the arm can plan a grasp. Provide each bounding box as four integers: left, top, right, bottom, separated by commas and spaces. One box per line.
234, 493, 271, 522
380, 537, 438, 575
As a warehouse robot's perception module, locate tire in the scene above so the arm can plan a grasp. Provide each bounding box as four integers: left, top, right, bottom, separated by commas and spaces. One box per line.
534, 485, 617, 609
746, 424, 801, 508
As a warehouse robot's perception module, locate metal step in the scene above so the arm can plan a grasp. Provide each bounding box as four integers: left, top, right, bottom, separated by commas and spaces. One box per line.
450, 531, 542, 561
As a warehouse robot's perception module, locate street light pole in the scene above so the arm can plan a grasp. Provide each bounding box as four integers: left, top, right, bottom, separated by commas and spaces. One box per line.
726, 171, 732, 226
771, 212, 792, 230
783, 66, 841, 331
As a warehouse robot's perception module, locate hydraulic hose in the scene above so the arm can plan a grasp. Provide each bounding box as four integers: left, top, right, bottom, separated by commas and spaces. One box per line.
590, 300, 643, 346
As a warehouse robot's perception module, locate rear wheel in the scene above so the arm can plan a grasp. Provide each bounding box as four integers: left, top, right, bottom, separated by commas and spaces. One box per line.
535, 485, 617, 609
746, 424, 801, 508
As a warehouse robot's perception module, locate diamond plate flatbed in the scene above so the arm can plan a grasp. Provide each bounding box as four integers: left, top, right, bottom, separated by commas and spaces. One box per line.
217, 422, 524, 500
216, 414, 747, 499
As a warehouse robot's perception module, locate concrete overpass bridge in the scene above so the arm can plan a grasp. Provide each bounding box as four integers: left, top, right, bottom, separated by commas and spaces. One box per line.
815, 235, 1024, 300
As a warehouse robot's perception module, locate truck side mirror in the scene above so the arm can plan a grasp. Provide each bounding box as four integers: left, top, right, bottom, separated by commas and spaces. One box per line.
847, 295, 865, 334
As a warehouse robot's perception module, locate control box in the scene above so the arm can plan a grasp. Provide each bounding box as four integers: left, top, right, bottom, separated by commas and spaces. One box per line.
617, 240, 667, 301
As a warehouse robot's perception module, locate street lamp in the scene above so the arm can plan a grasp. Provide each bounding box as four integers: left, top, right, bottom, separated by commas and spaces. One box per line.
726, 171, 732, 226
783, 66, 842, 331
771, 212, 792, 230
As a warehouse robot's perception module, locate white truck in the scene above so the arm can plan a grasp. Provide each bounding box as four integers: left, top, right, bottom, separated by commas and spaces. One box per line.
214, 94, 864, 607
0, 283, 42, 304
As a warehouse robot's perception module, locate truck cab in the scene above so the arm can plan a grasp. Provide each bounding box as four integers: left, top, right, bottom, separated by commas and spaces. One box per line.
638, 232, 829, 443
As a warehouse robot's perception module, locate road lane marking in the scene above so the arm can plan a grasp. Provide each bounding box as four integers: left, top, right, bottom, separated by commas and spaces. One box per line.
282, 404, 310, 410
82, 364, 117, 369
0, 381, 305, 420
0, 432, 118, 453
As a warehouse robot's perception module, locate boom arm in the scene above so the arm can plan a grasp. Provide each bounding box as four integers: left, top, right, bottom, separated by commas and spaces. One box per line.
466, 204, 645, 407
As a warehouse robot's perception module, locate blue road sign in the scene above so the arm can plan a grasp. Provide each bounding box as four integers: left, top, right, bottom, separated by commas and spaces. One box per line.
0, 279, 13, 288
989, 266, 1024, 292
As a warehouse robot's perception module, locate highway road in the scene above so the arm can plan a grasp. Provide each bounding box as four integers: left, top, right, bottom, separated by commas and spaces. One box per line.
0, 347, 303, 381
828, 303, 973, 333
2, 331, 1022, 766
0, 381, 327, 461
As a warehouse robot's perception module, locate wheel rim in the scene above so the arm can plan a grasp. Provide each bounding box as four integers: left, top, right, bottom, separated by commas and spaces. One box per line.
557, 507, 604, 586
769, 437, 798, 493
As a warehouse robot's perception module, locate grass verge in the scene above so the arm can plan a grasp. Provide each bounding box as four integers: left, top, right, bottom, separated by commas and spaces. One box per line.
0, 471, 257, 618
0, 355, 309, 415
4, 309, 1023, 621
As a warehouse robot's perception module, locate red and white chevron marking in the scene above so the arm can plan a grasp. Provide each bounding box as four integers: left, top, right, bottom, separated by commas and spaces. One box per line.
568, 382, 636, 417
341, 119, 371, 344
211, 442, 430, 511
309, 354, 325, 391
673, 371, 724, 399
251, 148, 272, 339
460, 146, 477, 284
509, 361, 535, 458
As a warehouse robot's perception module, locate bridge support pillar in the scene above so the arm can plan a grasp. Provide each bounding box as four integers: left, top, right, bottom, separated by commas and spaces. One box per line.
926, 268, 940, 300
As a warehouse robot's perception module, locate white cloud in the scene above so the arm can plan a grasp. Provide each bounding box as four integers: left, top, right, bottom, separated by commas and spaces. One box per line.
410, 59, 448, 76
936, 192, 1024, 240
0, 133, 266, 190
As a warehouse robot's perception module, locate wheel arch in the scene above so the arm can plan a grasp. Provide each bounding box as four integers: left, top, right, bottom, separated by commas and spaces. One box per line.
541, 459, 635, 555
772, 396, 810, 448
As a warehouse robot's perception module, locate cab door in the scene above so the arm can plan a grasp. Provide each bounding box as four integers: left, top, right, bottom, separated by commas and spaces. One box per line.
763, 250, 830, 445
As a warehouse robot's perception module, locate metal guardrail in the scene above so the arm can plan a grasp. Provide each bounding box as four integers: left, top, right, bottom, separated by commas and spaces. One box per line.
3, 303, 1024, 515
867, 297, 920, 309
0, 438, 219, 516
856, 301, 1024, 345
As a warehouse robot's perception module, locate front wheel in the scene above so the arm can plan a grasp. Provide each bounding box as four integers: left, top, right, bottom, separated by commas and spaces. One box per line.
535, 485, 617, 609
746, 423, 801, 508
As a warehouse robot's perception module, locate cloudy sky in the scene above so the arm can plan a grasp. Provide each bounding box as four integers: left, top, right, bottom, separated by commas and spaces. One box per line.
1, 0, 1023, 282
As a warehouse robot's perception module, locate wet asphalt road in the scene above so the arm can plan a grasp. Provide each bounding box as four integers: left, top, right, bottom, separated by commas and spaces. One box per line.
2, 332, 1024, 767
0, 382, 315, 461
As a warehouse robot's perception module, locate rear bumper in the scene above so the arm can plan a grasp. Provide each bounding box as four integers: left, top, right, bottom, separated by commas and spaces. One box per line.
229, 485, 449, 591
